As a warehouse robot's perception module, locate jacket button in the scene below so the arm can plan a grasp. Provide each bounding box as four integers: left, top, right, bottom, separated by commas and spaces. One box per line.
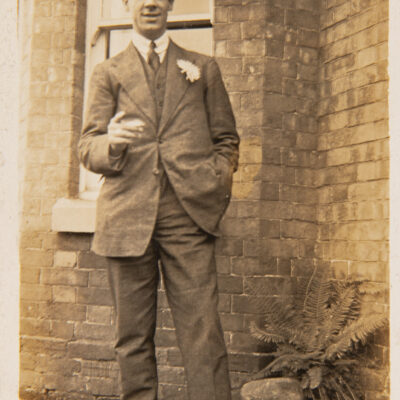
153, 168, 160, 176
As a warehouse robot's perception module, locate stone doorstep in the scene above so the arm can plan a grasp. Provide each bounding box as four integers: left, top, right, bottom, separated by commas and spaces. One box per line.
240, 377, 303, 400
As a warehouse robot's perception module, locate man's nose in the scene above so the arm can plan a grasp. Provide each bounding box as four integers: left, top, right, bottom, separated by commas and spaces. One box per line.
142, 0, 158, 8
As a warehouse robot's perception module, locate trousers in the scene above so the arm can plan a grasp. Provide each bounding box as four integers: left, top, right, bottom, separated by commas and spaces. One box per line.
106, 177, 231, 400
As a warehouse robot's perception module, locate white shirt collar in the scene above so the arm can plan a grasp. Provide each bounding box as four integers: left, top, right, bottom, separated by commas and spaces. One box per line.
131, 29, 170, 63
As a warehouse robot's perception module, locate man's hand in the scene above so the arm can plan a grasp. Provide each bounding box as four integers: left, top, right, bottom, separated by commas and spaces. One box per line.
108, 111, 145, 156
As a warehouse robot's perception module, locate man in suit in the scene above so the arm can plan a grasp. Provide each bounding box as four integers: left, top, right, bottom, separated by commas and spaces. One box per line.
78, 0, 239, 399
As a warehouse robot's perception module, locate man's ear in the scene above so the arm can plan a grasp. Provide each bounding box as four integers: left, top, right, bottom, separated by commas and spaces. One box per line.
168, 0, 174, 11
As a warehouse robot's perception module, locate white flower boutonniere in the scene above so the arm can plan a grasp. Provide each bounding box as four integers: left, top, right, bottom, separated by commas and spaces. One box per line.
177, 59, 201, 83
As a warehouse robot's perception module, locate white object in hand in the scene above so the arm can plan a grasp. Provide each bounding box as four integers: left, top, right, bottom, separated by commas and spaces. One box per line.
108, 111, 145, 155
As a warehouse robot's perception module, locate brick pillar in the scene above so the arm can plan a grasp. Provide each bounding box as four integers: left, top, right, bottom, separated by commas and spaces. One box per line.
214, 0, 320, 395
214, 1, 266, 394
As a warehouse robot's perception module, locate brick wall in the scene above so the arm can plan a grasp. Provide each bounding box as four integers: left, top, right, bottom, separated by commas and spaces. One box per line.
19, 0, 91, 399
18, 0, 390, 399
317, 0, 389, 398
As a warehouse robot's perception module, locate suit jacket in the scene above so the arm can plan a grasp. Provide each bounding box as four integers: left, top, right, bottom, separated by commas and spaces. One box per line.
78, 40, 239, 257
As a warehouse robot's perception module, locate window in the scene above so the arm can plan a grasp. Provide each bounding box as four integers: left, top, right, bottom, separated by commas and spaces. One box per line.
79, 0, 214, 200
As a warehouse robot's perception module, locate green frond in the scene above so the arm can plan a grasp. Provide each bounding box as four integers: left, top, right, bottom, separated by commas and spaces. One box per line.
304, 388, 318, 400
266, 353, 311, 375
323, 313, 387, 360
302, 266, 331, 325
251, 296, 308, 348
326, 376, 356, 400
248, 263, 386, 400
354, 280, 387, 295
336, 373, 360, 400
277, 342, 300, 354
317, 284, 358, 347
249, 320, 286, 344
318, 385, 329, 400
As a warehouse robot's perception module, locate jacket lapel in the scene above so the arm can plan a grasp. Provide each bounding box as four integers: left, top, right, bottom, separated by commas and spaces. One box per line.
110, 42, 157, 129
158, 41, 191, 135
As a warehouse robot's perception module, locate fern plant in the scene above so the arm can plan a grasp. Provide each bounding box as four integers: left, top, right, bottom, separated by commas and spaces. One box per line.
249, 266, 387, 400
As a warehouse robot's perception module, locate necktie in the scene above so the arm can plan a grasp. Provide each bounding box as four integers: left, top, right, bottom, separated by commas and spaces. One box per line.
148, 41, 160, 71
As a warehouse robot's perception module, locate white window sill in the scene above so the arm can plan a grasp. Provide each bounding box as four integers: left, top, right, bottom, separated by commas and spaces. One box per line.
52, 198, 96, 233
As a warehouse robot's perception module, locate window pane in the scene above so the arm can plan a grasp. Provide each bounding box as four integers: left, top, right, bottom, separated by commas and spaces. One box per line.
101, 0, 130, 19
169, 28, 212, 55
101, 0, 210, 20
169, 0, 210, 17
110, 29, 132, 56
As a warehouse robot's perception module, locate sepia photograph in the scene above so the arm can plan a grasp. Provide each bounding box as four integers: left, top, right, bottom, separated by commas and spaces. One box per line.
0, 0, 397, 399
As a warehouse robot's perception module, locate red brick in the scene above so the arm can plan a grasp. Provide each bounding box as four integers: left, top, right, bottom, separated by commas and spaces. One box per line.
77, 287, 113, 306
20, 249, 54, 268
215, 238, 243, 256
166, 348, 183, 367
86, 377, 119, 396
286, 9, 319, 30
89, 269, 109, 288
260, 220, 280, 238
216, 57, 242, 75
80, 360, 119, 379
43, 302, 87, 321
154, 328, 178, 347
260, 183, 279, 201
159, 384, 187, 400
242, 20, 267, 39
87, 305, 113, 325
67, 342, 115, 361
41, 267, 88, 286
75, 322, 114, 341
231, 256, 263, 276
228, 352, 272, 373
158, 365, 185, 385
21, 267, 41, 284
51, 321, 75, 340
52, 285, 76, 303
218, 293, 232, 313
215, 255, 231, 274
21, 284, 52, 301
220, 313, 244, 332
214, 23, 241, 40
218, 275, 243, 294
236, 201, 259, 218
214, 7, 229, 23
21, 318, 52, 336
20, 337, 67, 354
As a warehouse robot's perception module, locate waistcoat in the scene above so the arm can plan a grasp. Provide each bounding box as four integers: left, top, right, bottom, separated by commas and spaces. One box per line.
138, 49, 168, 127
136, 47, 169, 187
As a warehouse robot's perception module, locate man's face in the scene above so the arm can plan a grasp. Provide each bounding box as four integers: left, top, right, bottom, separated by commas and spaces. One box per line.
131, 0, 173, 40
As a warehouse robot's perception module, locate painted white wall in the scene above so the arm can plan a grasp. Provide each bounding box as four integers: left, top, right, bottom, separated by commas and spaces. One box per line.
0, 0, 19, 398
390, 1, 400, 399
